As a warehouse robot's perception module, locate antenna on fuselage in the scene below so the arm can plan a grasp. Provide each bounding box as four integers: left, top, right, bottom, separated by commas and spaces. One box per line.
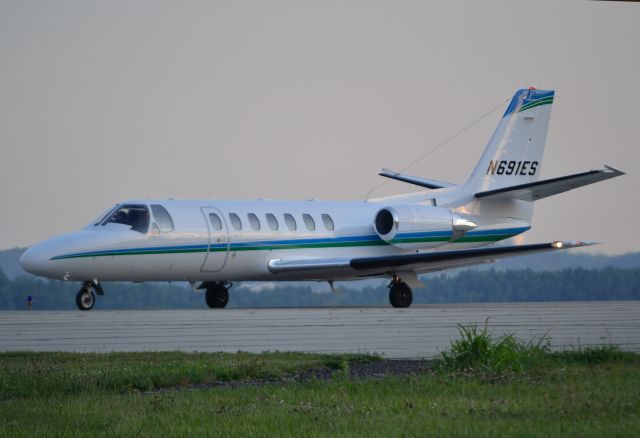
360, 95, 510, 201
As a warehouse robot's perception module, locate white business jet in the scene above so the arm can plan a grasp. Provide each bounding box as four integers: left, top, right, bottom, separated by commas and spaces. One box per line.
20, 88, 624, 310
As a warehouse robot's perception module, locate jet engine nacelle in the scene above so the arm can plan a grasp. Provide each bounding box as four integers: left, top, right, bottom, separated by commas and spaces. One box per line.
374, 205, 477, 249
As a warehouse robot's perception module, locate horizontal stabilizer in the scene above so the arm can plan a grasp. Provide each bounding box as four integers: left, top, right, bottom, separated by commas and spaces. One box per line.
474, 165, 624, 201
268, 241, 593, 276
379, 169, 454, 190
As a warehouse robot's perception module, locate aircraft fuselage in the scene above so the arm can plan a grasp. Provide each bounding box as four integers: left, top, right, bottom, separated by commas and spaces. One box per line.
21, 199, 529, 283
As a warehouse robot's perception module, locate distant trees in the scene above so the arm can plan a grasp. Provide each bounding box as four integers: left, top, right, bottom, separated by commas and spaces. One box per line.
1, 267, 639, 310
421, 268, 640, 303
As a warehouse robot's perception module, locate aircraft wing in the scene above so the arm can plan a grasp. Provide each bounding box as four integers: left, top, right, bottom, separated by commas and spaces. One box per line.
268, 241, 593, 277
379, 169, 455, 189
474, 165, 624, 201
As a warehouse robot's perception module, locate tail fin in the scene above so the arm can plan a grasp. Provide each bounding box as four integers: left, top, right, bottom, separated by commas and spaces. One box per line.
454, 88, 555, 220
469, 88, 554, 191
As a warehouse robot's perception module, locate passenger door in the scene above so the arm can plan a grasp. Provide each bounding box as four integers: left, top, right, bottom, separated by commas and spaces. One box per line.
200, 207, 230, 272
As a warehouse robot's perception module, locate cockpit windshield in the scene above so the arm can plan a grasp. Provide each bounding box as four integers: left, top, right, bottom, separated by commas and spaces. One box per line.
100, 204, 150, 233
90, 205, 118, 227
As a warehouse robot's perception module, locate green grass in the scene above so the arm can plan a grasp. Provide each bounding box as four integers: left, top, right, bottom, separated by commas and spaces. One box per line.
1, 339, 639, 437
436, 321, 636, 377
0, 351, 374, 397
438, 320, 551, 373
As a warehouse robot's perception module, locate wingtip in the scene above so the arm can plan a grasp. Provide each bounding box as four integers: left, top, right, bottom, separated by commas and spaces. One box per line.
603, 165, 626, 176
552, 240, 600, 249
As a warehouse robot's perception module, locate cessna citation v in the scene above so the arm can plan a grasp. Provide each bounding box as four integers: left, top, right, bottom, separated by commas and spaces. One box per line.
20, 88, 624, 310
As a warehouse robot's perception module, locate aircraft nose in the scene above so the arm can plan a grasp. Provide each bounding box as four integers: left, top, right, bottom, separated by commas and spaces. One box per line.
20, 245, 49, 276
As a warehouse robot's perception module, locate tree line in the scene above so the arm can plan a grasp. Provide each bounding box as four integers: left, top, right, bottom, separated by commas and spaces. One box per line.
1, 266, 639, 310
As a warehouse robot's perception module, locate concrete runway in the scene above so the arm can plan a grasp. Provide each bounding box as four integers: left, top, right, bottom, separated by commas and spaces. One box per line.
1, 301, 639, 358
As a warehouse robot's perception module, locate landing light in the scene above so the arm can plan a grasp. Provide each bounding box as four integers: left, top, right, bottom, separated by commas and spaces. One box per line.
552, 241, 564, 249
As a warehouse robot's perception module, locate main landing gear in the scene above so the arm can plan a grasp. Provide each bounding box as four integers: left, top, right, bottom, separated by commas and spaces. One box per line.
199, 281, 232, 308
388, 275, 413, 308
76, 280, 104, 311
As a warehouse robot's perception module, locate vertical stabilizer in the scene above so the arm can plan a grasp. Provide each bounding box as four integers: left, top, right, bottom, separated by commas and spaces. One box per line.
453, 88, 555, 220
469, 88, 554, 191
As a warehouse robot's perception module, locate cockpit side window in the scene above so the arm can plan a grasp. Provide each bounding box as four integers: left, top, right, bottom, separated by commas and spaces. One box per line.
101, 204, 150, 233
151, 205, 174, 232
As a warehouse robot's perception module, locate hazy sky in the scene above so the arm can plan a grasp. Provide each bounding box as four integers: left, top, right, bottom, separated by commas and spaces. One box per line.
1, 1, 638, 254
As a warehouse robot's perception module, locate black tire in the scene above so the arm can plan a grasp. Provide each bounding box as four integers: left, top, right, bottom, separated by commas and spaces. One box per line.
76, 289, 96, 311
205, 286, 229, 308
389, 282, 413, 308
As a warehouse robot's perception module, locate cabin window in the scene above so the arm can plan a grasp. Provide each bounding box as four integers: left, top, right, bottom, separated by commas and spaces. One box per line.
229, 213, 242, 230
151, 205, 174, 232
248, 213, 261, 230
101, 204, 150, 234
266, 213, 279, 231
321, 214, 335, 231
209, 213, 223, 231
303, 214, 316, 231
284, 213, 297, 231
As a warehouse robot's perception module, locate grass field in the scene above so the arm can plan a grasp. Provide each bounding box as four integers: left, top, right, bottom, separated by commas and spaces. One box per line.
1, 335, 639, 436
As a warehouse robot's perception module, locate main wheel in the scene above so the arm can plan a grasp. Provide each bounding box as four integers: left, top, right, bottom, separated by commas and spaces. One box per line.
205, 286, 229, 308
389, 282, 413, 308
76, 288, 96, 311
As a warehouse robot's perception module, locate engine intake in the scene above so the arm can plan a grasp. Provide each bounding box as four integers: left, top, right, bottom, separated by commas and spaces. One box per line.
374, 208, 396, 236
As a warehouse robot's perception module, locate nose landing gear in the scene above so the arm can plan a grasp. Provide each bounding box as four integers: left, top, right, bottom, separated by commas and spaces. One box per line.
199, 281, 232, 308
75, 280, 104, 311
76, 287, 95, 311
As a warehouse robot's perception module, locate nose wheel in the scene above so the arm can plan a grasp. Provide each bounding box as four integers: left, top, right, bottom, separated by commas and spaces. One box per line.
76, 285, 96, 311
75, 280, 103, 311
